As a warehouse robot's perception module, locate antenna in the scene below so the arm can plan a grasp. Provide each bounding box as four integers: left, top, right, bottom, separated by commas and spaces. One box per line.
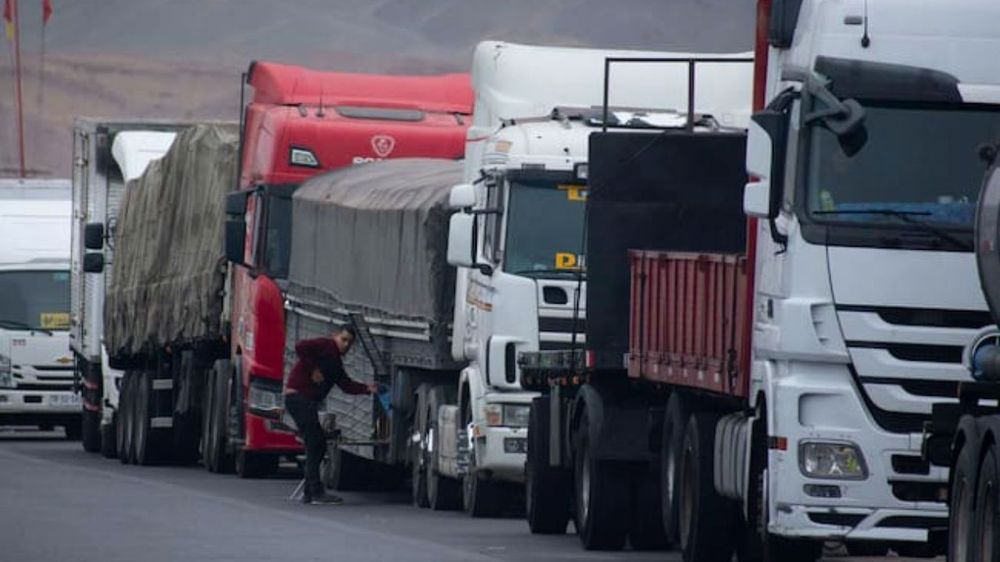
861, 0, 871, 48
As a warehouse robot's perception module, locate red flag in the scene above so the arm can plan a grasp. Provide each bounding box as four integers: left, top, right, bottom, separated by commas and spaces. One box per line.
42, 0, 51, 25
3, 0, 13, 40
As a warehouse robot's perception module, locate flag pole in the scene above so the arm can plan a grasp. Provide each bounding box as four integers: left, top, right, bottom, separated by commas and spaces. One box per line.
12, 0, 25, 177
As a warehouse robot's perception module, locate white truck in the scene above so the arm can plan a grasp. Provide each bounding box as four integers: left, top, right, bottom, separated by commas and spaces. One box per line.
0, 178, 78, 437
70, 119, 182, 455
440, 42, 751, 516
741, 0, 1000, 557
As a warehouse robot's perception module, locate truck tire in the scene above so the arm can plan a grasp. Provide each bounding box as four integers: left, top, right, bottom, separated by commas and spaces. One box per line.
426, 386, 461, 511
134, 369, 168, 466
949, 416, 983, 562
630, 462, 671, 550
976, 435, 1000, 562
678, 412, 738, 562
660, 393, 689, 543
526, 396, 572, 534
119, 372, 136, 465
412, 384, 431, 507
206, 364, 235, 474
236, 450, 279, 478
462, 398, 503, 517
574, 409, 632, 550
64, 419, 83, 441
100, 414, 118, 459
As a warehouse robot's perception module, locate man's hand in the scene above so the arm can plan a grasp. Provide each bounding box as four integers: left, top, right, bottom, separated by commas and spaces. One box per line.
310, 369, 323, 384
367, 383, 380, 395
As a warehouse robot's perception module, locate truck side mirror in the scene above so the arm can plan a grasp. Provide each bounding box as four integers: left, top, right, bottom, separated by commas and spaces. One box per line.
224, 218, 247, 265
224, 191, 250, 266
449, 183, 476, 210
744, 111, 788, 220
83, 252, 104, 273
447, 213, 476, 268
84, 223, 104, 250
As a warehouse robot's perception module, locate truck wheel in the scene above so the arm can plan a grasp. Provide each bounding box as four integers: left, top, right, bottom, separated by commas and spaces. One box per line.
461, 397, 504, 518
976, 440, 1000, 562
630, 462, 671, 550
119, 372, 135, 465
64, 419, 83, 441
526, 396, 571, 534
133, 370, 160, 465
678, 412, 738, 562
236, 451, 279, 478
100, 414, 118, 459
574, 410, 632, 550
949, 416, 983, 562
426, 386, 461, 511
204, 363, 235, 474
660, 393, 688, 543
326, 445, 370, 491
411, 384, 431, 507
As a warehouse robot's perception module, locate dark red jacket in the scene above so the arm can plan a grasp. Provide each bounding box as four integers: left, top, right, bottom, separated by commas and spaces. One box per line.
286, 337, 369, 402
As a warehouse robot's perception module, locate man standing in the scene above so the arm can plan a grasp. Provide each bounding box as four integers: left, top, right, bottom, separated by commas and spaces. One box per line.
284, 325, 377, 504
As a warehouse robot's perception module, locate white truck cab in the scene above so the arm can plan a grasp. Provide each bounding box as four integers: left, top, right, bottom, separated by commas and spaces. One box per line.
744, 0, 1000, 554
0, 178, 77, 436
441, 41, 752, 516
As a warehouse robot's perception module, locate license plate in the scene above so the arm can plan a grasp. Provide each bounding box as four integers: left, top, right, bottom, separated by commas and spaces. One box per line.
48, 394, 80, 406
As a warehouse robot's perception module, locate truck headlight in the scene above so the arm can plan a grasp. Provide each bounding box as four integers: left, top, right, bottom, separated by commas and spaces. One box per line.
799, 441, 867, 480
247, 378, 283, 418
289, 147, 320, 168
0, 354, 12, 389
483, 404, 530, 427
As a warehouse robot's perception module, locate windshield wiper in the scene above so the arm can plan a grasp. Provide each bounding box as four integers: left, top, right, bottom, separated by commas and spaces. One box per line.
813, 209, 971, 250
511, 268, 586, 279
0, 319, 52, 335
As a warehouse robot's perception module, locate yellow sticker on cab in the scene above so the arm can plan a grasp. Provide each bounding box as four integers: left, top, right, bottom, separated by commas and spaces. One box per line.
40, 313, 70, 330
557, 185, 588, 202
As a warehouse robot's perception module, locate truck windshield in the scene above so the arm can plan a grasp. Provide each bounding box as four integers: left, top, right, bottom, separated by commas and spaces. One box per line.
505, 179, 587, 276
0, 271, 70, 331
263, 194, 292, 279
805, 101, 1000, 244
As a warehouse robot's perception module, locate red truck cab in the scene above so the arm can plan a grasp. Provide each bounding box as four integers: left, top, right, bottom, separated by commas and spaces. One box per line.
228, 61, 472, 476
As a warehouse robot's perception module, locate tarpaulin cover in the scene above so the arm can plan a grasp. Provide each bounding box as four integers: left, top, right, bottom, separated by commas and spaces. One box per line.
288, 158, 461, 323
105, 124, 239, 356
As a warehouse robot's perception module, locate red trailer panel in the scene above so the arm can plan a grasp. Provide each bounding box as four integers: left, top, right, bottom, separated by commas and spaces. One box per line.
627, 250, 749, 398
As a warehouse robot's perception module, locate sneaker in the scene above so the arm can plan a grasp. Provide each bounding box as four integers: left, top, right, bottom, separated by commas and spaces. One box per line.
310, 493, 344, 505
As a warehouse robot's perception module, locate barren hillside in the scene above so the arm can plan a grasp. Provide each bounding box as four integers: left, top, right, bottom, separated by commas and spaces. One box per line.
0, 0, 754, 176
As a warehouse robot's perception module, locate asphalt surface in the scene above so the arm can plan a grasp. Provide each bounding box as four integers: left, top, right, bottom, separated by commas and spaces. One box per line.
0, 429, 940, 562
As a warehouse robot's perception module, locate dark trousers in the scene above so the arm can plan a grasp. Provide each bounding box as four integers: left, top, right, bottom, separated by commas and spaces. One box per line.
285, 393, 326, 496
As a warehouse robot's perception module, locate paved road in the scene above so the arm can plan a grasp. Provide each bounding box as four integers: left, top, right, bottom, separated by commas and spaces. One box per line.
0, 431, 939, 562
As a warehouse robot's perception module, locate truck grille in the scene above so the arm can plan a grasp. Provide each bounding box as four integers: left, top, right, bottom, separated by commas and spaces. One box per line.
837, 304, 991, 434
538, 314, 585, 351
